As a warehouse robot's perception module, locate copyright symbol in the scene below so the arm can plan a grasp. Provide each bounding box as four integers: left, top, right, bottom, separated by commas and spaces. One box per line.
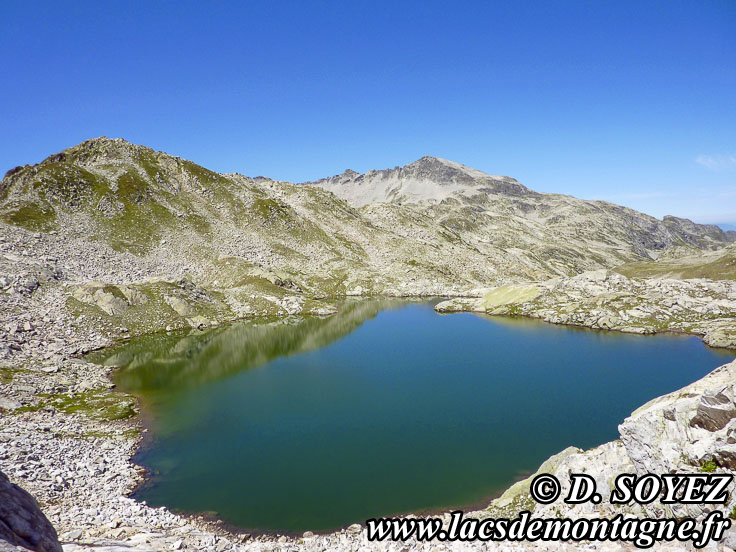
530, 474, 561, 504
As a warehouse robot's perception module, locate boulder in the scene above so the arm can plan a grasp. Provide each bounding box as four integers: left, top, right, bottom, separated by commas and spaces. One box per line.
620, 360, 736, 472
164, 296, 194, 316
536, 441, 639, 519
92, 289, 128, 316
481, 283, 540, 312
0, 396, 21, 412
72, 284, 129, 316
0, 471, 62, 552
117, 285, 147, 306
434, 297, 484, 313
619, 359, 736, 517
704, 326, 736, 349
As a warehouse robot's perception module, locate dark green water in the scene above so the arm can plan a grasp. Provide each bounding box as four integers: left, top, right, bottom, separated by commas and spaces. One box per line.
100, 299, 733, 533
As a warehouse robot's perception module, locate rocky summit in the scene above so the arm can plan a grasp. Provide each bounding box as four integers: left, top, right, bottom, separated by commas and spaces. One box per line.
1, 137, 736, 551
302, 155, 534, 206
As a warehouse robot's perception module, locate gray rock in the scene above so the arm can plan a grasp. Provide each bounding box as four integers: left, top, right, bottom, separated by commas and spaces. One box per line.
0, 470, 62, 552
619, 360, 736, 517
92, 289, 128, 316
690, 389, 736, 432
16, 275, 39, 296
164, 296, 194, 316
0, 397, 21, 411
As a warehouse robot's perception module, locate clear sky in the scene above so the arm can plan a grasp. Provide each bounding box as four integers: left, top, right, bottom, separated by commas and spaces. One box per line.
2, 1, 735, 227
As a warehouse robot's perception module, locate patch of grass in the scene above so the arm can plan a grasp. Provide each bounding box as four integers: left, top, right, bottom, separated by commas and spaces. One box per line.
729, 505, 736, 520
66, 280, 235, 336
699, 460, 718, 473
614, 251, 736, 281
116, 171, 149, 202
252, 197, 289, 220
34, 162, 110, 206
181, 159, 227, 187
83, 428, 141, 440
93, 200, 177, 254
0, 202, 57, 231
330, 232, 368, 258
102, 168, 210, 250
441, 217, 477, 233
486, 491, 536, 518
135, 150, 163, 182
303, 274, 348, 297
16, 389, 136, 421
0, 366, 15, 384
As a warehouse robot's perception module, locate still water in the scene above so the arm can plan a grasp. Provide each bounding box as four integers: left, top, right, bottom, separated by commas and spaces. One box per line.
97, 299, 733, 532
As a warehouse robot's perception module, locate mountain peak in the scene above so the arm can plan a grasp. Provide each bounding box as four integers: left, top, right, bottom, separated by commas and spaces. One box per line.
403, 156, 493, 182
304, 156, 531, 207
409, 155, 447, 165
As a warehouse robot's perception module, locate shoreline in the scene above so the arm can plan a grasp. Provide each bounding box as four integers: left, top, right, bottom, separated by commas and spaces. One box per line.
2, 273, 736, 549
97, 299, 734, 538
471, 310, 736, 351
97, 296, 508, 539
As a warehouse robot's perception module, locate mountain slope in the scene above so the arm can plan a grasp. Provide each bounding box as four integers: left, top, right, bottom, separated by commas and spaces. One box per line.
1, 138, 733, 338
305, 156, 732, 254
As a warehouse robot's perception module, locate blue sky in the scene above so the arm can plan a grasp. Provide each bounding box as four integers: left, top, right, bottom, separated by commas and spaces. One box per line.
2, 1, 735, 226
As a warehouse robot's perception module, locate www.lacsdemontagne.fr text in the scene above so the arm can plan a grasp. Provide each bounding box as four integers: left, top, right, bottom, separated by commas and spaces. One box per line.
365, 510, 731, 548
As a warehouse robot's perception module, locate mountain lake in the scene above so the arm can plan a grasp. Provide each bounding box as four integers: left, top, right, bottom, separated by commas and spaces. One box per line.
92, 299, 735, 533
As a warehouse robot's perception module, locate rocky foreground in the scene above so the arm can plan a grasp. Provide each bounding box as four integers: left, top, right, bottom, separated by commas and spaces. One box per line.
1, 139, 736, 550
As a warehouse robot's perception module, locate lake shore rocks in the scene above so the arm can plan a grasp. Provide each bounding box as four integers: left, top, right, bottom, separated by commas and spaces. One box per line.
2, 304, 734, 552
498, 359, 736, 525
435, 270, 736, 350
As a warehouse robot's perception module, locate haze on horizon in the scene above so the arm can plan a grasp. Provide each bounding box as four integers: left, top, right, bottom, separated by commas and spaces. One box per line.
1, 1, 734, 228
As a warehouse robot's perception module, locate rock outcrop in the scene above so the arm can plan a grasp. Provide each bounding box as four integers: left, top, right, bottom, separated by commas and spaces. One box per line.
436, 269, 736, 349
620, 361, 736, 518
0, 471, 62, 552
303, 155, 533, 206
488, 359, 736, 545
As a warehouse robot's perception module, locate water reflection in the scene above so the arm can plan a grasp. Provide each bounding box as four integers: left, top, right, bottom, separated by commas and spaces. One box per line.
97, 300, 733, 532
94, 298, 411, 392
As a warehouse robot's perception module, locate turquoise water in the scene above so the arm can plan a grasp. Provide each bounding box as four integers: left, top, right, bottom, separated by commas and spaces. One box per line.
102, 299, 733, 533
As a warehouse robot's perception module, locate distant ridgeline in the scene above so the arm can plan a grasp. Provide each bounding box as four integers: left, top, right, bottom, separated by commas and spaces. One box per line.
1, 137, 734, 306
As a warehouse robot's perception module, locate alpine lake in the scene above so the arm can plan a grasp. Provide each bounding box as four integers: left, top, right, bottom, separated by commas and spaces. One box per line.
91, 299, 734, 533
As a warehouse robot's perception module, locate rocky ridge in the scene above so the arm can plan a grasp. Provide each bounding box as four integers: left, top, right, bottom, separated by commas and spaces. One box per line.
1, 138, 735, 550
302, 155, 534, 206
